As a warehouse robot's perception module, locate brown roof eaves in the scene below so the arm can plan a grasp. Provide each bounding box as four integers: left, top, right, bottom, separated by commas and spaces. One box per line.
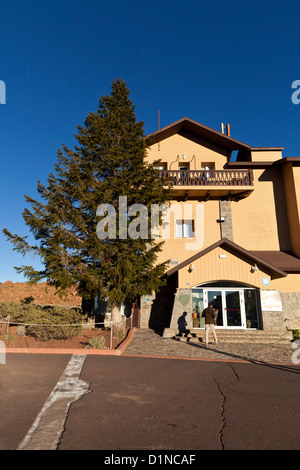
250, 251, 300, 272
165, 238, 287, 278
251, 147, 285, 151
225, 161, 275, 169
273, 157, 300, 166
227, 156, 300, 169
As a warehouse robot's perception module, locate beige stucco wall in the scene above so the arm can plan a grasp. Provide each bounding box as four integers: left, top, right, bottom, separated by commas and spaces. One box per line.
147, 133, 228, 170
271, 274, 300, 292
177, 246, 271, 289
147, 134, 291, 254
250, 149, 282, 162
231, 168, 291, 251
282, 164, 300, 256
146, 131, 299, 295
155, 200, 220, 267
176, 246, 300, 292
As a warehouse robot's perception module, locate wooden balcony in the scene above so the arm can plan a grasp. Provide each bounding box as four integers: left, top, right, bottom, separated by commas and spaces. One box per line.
159, 169, 254, 201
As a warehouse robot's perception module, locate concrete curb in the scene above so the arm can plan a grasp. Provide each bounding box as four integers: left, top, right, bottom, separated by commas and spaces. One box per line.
4, 327, 137, 356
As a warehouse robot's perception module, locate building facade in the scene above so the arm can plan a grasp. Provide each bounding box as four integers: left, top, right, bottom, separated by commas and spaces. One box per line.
141, 117, 300, 338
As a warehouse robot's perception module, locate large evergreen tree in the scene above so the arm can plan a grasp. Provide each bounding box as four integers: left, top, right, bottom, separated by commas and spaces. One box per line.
3, 79, 171, 324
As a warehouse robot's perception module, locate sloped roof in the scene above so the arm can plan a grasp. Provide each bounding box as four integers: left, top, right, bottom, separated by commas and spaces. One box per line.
166, 238, 288, 278
147, 117, 252, 152
250, 250, 300, 272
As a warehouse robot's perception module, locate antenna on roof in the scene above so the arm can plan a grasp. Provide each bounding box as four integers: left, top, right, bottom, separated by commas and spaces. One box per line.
221, 123, 225, 134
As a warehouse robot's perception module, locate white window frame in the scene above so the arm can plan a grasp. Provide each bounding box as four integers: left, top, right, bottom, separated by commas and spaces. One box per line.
175, 219, 194, 238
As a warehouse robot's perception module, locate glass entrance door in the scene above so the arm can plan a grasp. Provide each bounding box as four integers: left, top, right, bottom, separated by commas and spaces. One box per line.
225, 290, 242, 327
204, 288, 246, 328
207, 290, 224, 326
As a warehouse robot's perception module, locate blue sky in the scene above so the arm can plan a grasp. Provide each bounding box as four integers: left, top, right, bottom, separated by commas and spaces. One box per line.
1, 0, 300, 283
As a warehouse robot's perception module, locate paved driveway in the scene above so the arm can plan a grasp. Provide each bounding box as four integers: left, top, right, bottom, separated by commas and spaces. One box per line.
1, 353, 299, 451
0, 354, 70, 450
59, 355, 300, 451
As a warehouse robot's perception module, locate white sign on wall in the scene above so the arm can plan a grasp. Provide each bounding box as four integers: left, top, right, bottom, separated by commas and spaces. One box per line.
260, 290, 282, 312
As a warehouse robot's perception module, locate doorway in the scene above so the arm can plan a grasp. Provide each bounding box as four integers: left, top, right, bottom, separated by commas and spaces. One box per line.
205, 289, 244, 328
192, 285, 260, 329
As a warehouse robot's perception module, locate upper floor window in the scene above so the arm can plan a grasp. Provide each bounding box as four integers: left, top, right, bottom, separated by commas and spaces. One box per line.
201, 162, 215, 170
154, 162, 167, 170
176, 219, 194, 238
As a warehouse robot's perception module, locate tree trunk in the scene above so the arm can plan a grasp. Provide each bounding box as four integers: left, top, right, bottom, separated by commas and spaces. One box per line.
111, 303, 122, 326
81, 297, 95, 325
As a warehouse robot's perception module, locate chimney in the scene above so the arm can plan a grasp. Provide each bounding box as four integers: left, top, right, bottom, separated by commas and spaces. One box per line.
221, 123, 231, 136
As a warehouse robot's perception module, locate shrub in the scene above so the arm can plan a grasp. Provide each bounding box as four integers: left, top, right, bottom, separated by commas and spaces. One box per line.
0, 301, 84, 341
88, 335, 106, 349
20, 296, 35, 305
287, 328, 300, 340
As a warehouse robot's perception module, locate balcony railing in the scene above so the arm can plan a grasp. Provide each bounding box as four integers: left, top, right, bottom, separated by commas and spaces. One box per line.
159, 169, 254, 186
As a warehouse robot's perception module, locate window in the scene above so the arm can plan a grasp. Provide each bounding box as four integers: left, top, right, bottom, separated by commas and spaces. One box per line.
201, 162, 215, 178
179, 164, 189, 171
176, 220, 194, 238
154, 162, 167, 170
201, 162, 215, 170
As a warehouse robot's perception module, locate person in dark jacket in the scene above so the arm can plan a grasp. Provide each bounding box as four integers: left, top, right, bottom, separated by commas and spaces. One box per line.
202, 303, 219, 345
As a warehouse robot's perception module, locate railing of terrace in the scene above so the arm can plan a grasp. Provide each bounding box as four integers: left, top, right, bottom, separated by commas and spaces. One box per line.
159, 169, 254, 186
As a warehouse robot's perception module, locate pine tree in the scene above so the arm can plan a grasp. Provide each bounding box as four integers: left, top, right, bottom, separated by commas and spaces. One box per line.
3, 79, 171, 325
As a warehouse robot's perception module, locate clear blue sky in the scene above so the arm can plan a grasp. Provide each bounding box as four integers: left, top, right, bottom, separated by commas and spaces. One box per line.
1, 0, 300, 283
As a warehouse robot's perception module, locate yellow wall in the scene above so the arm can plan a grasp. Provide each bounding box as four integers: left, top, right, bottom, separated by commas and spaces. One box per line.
282, 164, 300, 256
231, 168, 291, 251
271, 274, 300, 292
146, 132, 300, 291
177, 246, 270, 288
147, 133, 228, 170
155, 199, 220, 266
250, 150, 282, 162
176, 246, 300, 292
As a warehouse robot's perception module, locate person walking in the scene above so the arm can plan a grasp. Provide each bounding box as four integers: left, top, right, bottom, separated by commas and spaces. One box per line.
202, 303, 219, 345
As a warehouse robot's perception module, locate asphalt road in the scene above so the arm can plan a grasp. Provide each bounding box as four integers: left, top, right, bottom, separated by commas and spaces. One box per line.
1, 353, 300, 452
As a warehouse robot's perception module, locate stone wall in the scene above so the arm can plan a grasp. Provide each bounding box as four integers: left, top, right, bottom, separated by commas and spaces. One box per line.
219, 200, 233, 240
163, 288, 192, 337
260, 292, 300, 337
140, 293, 156, 328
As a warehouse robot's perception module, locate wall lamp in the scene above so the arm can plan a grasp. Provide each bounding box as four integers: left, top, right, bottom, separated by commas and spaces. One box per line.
251, 264, 259, 272
188, 264, 195, 272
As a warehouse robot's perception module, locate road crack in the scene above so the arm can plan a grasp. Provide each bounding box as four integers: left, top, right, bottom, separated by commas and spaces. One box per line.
214, 363, 240, 450
214, 379, 226, 450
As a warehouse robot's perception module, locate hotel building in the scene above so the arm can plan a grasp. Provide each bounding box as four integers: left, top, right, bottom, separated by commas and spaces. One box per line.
139, 117, 300, 340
